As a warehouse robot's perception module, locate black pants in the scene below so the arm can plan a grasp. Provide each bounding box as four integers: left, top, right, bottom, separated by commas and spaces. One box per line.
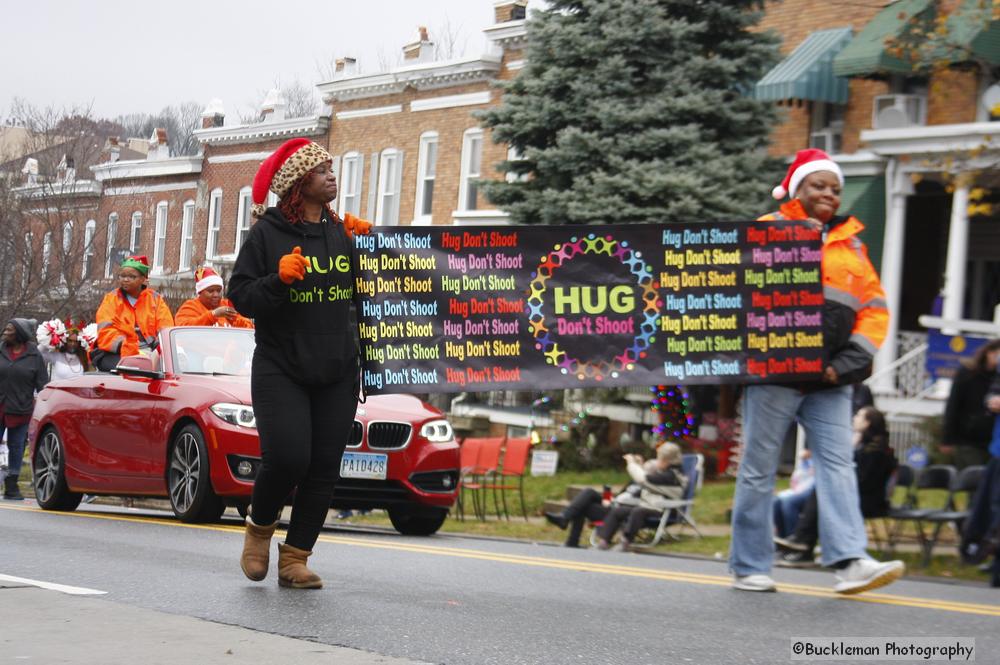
561, 488, 610, 547
790, 492, 820, 549
598, 504, 659, 543
249, 357, 357, 551
93, 350, 121, 372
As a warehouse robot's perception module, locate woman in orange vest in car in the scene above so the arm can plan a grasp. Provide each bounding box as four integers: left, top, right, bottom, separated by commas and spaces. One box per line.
93, 255, 174, 371
175, 266, 253, 328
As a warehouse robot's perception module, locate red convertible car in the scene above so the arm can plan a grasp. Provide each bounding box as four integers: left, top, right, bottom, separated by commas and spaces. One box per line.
29, 326, 460, 535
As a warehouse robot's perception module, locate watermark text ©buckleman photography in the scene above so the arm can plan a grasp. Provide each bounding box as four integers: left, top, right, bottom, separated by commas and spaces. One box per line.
790, 637, 975, 661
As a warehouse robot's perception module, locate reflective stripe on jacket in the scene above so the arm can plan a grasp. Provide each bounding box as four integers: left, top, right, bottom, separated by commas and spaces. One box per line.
95, 287, 174, 357
759, 199, 888, 385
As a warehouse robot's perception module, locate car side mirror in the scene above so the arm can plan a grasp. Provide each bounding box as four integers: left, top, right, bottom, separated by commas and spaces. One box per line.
113, 355, 164, 380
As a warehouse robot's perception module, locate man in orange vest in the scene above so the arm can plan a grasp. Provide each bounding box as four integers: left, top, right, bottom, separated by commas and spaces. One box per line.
93, 255, 174, 371
175, 267, 253, 328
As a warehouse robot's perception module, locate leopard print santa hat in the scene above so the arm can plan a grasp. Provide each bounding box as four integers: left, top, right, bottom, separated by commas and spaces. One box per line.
251, 138, 333, 216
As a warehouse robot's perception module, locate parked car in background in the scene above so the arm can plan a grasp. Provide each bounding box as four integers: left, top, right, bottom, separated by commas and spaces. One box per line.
29, 326, 459, 535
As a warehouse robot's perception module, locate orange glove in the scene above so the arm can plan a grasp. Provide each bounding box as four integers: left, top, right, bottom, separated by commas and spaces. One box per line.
278, 246, 309, 285
343, 213, 373, 238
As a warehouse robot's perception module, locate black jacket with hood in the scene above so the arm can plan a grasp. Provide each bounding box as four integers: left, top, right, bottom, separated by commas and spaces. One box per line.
0, 341, 49, 415
228, 207, 358, 386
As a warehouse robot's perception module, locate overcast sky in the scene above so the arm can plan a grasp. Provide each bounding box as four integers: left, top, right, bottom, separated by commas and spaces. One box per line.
1, 0, 535, 123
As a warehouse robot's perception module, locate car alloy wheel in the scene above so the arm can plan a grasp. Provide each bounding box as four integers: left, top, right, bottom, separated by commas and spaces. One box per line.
33, 427, 82, 511
168, 424, 223, 523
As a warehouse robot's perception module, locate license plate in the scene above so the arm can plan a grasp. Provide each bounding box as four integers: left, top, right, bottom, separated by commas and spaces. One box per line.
340, 452, 387, 480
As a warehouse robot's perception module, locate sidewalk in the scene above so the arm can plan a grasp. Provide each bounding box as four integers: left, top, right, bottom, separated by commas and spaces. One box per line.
1, 579, 426, 665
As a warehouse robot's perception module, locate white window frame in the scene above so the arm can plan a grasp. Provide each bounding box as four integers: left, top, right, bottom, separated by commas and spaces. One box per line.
206, 188, 222, 260
105, 213, 118, 278
152, 201, 168, 274
458, 128, 484, 211
338, 152, 363, 217
42, 232, 52, 281
62, 220, 74, 253
179, 200, 195, 272
267, 191, 279, 208
82, 219, 96, 279
129, 211, 143, 253
375, 148, 404, 226
505, 146, 529, 183
414, 132, 438, 222
235, 186, 253, 250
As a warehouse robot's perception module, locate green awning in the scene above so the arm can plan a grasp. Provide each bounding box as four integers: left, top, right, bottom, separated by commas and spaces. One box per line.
840, 175, 886, 269
833, 0, 934, 77
754, 28, 854, 104
948, 0, 1000, 66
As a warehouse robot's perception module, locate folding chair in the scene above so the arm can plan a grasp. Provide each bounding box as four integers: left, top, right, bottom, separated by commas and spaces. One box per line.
869, 464, 915, 551
455, 437, 481, 521
918, 465, 985, 566
458, 436, 504, 521
486, 437, 532, 521
635, 453, 705, 548
885, 464, 955, 555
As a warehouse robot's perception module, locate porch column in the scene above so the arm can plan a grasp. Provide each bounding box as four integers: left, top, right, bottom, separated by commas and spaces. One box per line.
941, 181, 970, 334
871, 158, 909, 393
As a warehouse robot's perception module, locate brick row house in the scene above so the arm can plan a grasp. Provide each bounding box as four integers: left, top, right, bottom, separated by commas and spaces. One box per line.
11, 0, 999, 409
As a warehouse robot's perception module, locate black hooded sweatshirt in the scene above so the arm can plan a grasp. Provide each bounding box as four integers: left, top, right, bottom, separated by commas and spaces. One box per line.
228, 208, 358, 387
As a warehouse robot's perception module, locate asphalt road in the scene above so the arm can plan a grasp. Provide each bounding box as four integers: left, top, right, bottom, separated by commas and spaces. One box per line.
2, 501, 998, 665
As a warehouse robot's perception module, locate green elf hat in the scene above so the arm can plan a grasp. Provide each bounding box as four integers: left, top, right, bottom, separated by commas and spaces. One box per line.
121, 255, 150, 276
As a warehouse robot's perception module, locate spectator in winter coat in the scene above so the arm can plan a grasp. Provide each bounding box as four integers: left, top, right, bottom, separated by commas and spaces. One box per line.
0, 318, 48, 500
175, 267, 253, 329
941, 339, 1000, 469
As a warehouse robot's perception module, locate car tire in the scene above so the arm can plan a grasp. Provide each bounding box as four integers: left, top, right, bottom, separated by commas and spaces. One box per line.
387, 506, 448, 536
167, 424, 224, 523
32, 427, 83, 512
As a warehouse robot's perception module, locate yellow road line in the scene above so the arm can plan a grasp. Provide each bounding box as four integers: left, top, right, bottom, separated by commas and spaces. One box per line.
3, 503, 998, 617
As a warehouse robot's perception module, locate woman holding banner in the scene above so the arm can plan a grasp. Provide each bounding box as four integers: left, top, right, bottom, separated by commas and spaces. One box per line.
729, 148, 904, 595
228, 138, 371, 589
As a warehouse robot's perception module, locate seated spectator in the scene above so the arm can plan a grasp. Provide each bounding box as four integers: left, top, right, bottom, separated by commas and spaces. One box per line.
596, 442, 687, 551
175, 267, 254, 329
775, 406, 897, 565
93, 256, 174, 372
773, 449, 815, 538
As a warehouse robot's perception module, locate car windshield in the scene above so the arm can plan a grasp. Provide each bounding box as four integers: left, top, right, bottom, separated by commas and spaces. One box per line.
170, 328, 255, 376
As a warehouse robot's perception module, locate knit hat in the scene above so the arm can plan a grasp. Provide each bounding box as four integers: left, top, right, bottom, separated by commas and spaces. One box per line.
251, 138, 333, 216
771, 148, 844, 200
9, 318, 37, 344
655, 441, 682, 467
194, 266, 224, 294
121, 255, 150, 276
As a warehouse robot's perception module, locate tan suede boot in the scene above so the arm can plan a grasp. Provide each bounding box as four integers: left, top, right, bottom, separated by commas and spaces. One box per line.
277, 542, 323, 589
240, 516, 278, 581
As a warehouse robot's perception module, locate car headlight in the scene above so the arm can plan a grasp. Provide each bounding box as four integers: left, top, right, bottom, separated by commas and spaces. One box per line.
210, 403, 256, 429
420, 419, 453, 443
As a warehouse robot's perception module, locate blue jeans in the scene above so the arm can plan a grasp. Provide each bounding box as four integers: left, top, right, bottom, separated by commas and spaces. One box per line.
1, 421, 29, 479
730, 384, 869, 575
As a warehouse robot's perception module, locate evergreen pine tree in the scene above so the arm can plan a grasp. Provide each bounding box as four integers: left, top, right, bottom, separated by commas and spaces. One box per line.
479, 0, 783, 225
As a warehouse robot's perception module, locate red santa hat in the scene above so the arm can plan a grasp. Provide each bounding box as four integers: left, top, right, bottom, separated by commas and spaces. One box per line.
251, 138, 333, 215
194, 266, 224, 294
771, 148, 844, 200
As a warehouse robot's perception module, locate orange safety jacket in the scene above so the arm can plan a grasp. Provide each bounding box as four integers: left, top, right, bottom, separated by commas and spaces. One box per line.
95, 287, 174, 357
175, 297, 254, 328
759, 199, 889, 386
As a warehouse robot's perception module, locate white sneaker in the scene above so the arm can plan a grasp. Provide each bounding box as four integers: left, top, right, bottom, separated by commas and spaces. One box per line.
732, 573, 777, 592
833, 558, 905, 595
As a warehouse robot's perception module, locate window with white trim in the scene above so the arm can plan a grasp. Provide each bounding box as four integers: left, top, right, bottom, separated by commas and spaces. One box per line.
459, 128, 483, 211
42, 232, 52, 281
152, 201, 168, 273
236, 187, 253, 250
105, 213, 118, 278
375, 148, 403, 226
129, 211, 142, 253
82, 219, 96, 279
505, 146, 529, 183
267, 191, 278, 208
338, 152, 362, 217
179, 201, 195, 272
414, 132, 438, 221
62, 220, 74, 253
206, 188, 222, 259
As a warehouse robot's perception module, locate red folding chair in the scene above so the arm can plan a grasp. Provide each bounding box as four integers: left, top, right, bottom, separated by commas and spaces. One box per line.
458, 437, 504, 521
487, 437, 532, 521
